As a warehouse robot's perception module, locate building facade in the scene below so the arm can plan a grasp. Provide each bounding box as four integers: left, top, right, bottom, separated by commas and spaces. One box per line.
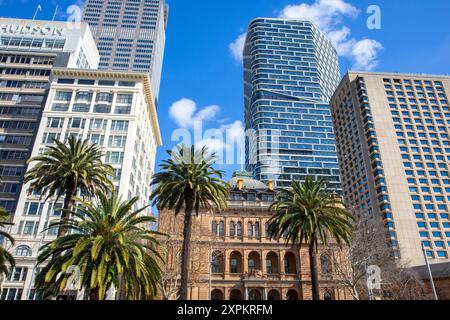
243, 18, 341, 189
0, 68, 161, 300
0, 18, 99, 217
157, 172, 352, 300
331, 72, 450, 267
82, 0, 168, 103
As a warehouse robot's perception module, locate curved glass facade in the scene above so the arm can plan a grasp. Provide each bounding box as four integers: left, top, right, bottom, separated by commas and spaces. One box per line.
244, 18, 341, 189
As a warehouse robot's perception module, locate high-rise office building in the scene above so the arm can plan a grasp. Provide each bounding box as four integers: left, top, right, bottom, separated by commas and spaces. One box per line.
2, 68, 161, 300
243, 18, 341, 189
0, 18, 99, 217
331, 71, 450, 267
82, 0, 168, 103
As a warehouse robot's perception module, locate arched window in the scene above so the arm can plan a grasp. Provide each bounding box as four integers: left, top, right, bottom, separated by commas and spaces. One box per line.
14, 245, 32, 257
266, 259, 272, 274
254, 222, 260, 239
265, 222, 270, 238
324, 290, 333, 300
211, 221, 218, 236
230, 221, 236, 238
247, 222, 253, 239
219, 221, 225, 237
237, 222, 242, 238
248, 258, 255, 271
266, 252, 278, 274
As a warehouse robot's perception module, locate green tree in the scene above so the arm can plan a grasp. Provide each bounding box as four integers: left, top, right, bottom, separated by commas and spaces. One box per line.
24, 136, 114, 238
150, 145, 228, 300
268, 177, 354, 300
0, 208, 14, 278
35, 193, 162, 300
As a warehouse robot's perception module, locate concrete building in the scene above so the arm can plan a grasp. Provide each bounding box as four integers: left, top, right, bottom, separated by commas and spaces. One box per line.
82, 0, 168, 103
330, 71, 450, 267
243, 18, 341, 190
0, 18, 99, 218
157, 172, 352, 300
0, 68, 161, 300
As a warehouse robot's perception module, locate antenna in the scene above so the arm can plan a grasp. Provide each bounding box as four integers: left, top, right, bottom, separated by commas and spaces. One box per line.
32, 4, 42, 21
52, 5, 59, 21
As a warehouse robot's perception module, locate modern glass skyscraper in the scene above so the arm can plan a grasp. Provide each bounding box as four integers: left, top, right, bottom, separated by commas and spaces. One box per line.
82, 0, 168, 102
331, 72, 450, 267
244, 18, 341, 189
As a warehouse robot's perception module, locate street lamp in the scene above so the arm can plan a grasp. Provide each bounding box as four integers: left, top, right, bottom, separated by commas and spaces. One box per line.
421, 243, 438, 300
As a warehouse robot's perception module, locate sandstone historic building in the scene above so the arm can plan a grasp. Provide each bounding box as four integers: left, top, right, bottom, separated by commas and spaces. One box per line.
157, 172, 352, 300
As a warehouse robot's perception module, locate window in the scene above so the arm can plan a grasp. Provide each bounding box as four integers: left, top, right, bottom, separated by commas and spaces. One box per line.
0, 288, 23, 300
18, 221, 39, 236
105, 152, 124, 164
90, 119, 107, 130
211, 221, 217, 236
47, 117, 64, 128
69, 118, 85, 129
266, 259, 273, 274
88, 134, 104, 146
47, 203, 62, 216
9, 267, 28, 282
54, 91, 72, 101
254, 222, 260, 239
14, 245, 31, 257
219, 221, 225, 237
42, 133, 59, 144
236, 222, 242, 238
23, 202, 43, 216
230, 258, 238, 273
230, 221, 235, 237
111, 120, 128, 131
247, 222, 253, 239
108, 135, 127, 148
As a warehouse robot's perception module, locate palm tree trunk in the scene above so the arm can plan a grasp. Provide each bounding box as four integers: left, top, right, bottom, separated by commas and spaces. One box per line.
179, 200, 194, 300
57, 186, 76, 238
309, 239, 321, 300
89, 287, 100, 300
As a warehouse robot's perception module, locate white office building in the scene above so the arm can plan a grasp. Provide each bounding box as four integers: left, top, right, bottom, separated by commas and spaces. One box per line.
1, 68, 162, 300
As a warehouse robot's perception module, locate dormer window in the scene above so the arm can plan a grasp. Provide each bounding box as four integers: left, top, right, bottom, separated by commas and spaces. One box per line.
229, 192, 242, 201
247, 193, 257, 201
262, 193, 274, 202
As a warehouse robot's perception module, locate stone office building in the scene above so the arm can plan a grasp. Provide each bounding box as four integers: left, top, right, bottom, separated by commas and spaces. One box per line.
157, 171, 352, 300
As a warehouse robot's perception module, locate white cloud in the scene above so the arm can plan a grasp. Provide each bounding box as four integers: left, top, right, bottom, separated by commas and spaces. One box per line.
169, 98, 220, 128
222, 120, 245, 144
278, 0, 359, 32
351, 39, 383, 71
228, 0, 383, 71
328, 26, 383, 70
169, 98, 246, 163
229, 32, 247, 63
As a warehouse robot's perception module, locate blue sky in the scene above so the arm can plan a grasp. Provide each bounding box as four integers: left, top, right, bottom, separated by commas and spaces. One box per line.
1, 0, 450, 180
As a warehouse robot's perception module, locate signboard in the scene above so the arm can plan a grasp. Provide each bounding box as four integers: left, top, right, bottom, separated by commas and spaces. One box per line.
0, 24, 65, 36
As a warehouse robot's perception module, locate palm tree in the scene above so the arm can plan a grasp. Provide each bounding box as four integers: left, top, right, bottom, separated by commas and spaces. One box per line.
24, 136, 114, 238
0, 208, 15, 278
150, 145, 228, 300
268, 177, 354, 300
35, 193, 162, 300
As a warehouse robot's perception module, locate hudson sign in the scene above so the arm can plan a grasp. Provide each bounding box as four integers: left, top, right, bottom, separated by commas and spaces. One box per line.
0, 24, 65, 36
